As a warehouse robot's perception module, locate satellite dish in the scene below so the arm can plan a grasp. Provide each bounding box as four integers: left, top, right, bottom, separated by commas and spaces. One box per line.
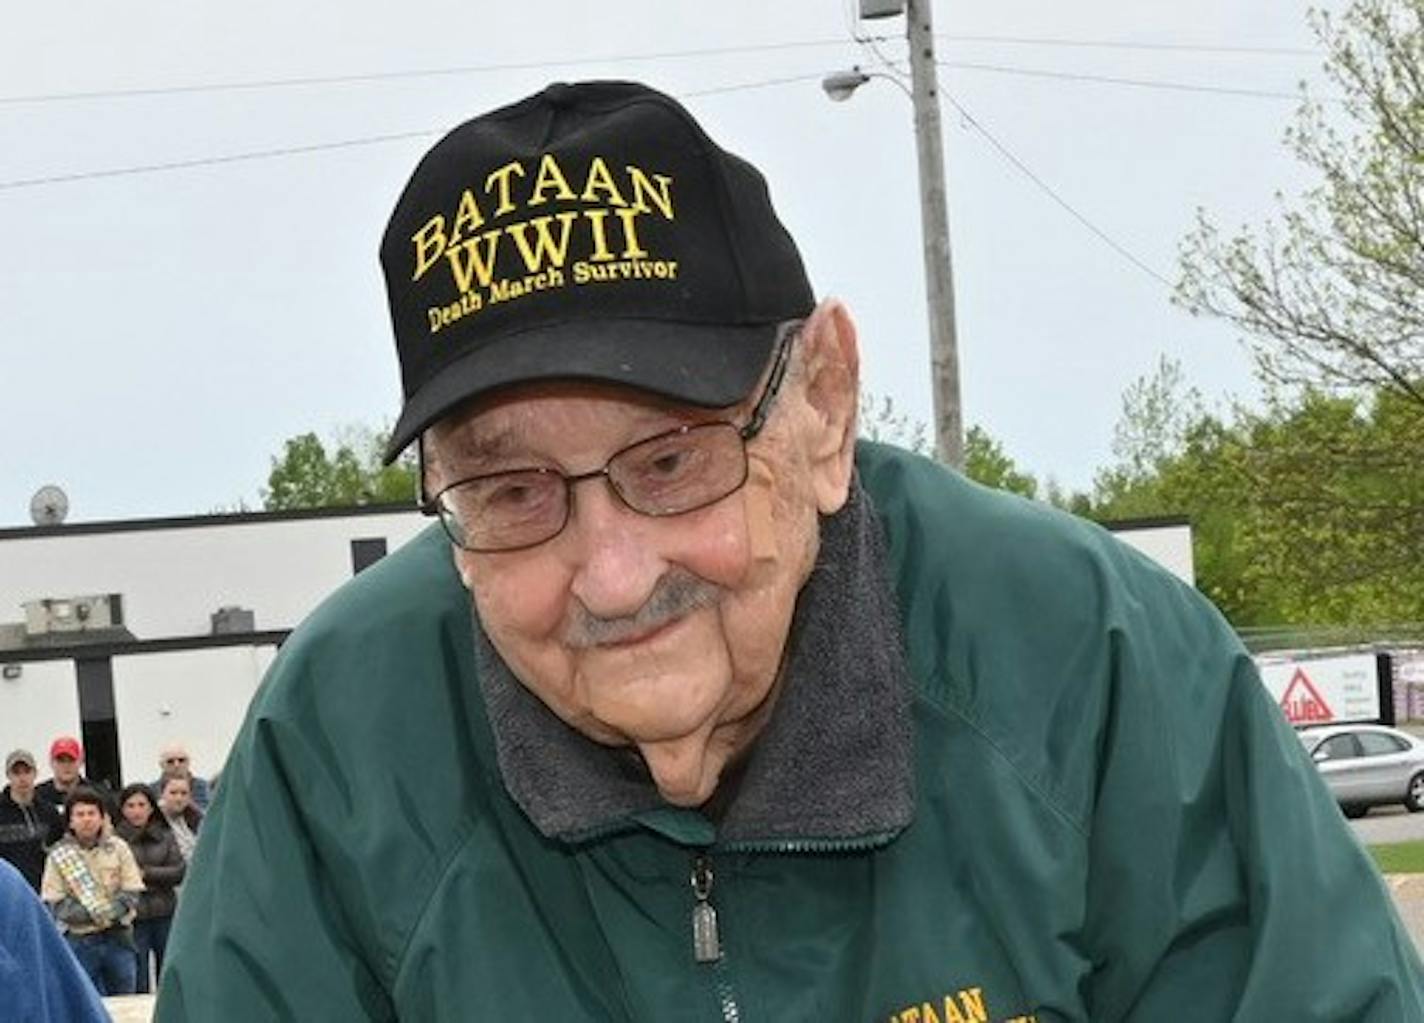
29, 485, 69, 526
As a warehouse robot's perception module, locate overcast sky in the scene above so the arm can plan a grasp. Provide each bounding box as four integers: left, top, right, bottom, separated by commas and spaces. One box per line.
0, 0, 1330, 527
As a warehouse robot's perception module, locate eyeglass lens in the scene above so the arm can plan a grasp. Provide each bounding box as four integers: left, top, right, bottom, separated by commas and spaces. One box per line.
439, 422, 747, 552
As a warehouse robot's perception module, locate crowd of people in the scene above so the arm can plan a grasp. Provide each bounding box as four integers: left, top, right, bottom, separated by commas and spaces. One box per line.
0, 735, 211, 1002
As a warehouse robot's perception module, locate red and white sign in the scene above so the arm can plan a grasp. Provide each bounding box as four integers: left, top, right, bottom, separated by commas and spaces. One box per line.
1256, 653, 1382, 725
1278, 668, 1333, 725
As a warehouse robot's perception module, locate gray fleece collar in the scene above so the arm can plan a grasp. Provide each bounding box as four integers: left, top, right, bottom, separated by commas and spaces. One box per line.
473, 478, 916, 846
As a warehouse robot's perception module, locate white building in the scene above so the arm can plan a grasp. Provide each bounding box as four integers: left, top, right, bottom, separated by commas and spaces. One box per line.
0, 505, 427, 791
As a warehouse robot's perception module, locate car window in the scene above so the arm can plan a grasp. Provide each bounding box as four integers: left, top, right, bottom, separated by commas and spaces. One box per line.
1315, 734, 1362, 761
1358, 732, 1410, 756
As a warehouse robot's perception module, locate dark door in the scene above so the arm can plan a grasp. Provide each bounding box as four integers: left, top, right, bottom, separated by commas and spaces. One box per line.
75, 656, 121, 793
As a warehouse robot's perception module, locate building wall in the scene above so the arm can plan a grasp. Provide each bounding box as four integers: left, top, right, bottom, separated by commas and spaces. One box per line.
0, 659, 81, 769
114, 645, 278, 787
0, 511, 428, 641
1110, 522, 1195, 586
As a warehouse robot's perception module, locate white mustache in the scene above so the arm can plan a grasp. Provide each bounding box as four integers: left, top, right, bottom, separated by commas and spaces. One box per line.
564, 569, 722, 648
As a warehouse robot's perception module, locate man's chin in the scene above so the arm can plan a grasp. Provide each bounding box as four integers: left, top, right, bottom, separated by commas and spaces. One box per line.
643, 754, 721, 808
656, 781, 716, 808
577, 669, 729, 746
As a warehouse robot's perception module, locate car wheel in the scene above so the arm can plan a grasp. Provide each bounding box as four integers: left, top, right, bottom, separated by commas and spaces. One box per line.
1342, 803, 1369, 819
1406, 773, 1424, 812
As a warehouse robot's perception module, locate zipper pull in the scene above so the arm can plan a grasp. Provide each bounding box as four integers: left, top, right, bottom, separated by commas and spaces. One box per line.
690, 853, 722, 963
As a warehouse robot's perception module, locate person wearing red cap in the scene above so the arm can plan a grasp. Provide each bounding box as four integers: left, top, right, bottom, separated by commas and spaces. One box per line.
36, 738, 112, 819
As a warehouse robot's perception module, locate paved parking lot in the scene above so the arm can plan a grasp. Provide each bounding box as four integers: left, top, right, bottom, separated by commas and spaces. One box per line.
1350, 804, 1424, 845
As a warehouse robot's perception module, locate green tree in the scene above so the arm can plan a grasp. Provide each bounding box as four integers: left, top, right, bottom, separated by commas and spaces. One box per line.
1101, 356, 1204, 491
1087, 358, 1424, 626
263, 426, 417, 510
1085, 359, 1272, 623
1178, 0, 1424, 405
1231, 387, 1424, 623
1174, 0, 1424, 620
857, 393, 1040, 498
962, 425, 1037, 499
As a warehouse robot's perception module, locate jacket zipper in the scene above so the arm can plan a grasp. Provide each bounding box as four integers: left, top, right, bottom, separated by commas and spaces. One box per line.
684, 836, 899, 1020
690, 852, 743, 1022
689, 852, 721, 963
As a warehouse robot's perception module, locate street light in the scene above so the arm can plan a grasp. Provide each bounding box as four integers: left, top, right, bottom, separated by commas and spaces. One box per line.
821, 69, 872, 102
823, 0, 964, 469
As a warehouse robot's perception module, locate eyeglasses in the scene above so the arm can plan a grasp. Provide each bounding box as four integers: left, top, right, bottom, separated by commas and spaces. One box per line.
424, 321, 801, 553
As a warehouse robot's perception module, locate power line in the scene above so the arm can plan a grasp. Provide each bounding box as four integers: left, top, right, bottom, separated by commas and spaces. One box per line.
0, 75, 829, 191
941, 92, 1176, 290
938, 34, 1318, 59
0, 54, 1330, 193
0, 33, 1320, 108
0, 39, 879, 107
939, 60, 1312, 102
0, 130, 438, 191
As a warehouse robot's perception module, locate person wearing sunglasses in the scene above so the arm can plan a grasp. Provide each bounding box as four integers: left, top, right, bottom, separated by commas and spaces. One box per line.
152, 744, 211, 814
159, 82, 1422, 1020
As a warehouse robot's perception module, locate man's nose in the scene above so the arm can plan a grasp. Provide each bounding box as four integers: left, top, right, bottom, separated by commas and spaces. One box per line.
564, 477, 665, 619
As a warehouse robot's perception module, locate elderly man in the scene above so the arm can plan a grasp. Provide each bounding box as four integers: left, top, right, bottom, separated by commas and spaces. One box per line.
152, 743, 211, 813
159, 82, 1423, 1020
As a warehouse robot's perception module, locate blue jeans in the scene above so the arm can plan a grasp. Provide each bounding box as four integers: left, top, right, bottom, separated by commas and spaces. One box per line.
133, 915, 172, 994
67, 929, 137, 996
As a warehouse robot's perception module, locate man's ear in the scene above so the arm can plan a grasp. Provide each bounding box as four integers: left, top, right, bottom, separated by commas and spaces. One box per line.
796, 298, 860, 514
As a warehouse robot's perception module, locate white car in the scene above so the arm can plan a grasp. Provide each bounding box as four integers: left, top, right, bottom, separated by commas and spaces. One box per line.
1298, 723, 1424, 818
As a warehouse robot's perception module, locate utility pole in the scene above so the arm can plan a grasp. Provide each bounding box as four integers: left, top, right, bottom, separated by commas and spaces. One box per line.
905, 0, 963, 468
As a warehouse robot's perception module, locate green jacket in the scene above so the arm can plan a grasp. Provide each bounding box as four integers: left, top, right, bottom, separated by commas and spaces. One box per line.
158, 443, 1423, 1021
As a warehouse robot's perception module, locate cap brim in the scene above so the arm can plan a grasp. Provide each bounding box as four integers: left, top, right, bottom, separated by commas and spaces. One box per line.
383, 318, 777, 464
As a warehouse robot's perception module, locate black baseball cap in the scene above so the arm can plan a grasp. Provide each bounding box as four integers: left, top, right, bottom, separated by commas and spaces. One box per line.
379, 80, 815, 463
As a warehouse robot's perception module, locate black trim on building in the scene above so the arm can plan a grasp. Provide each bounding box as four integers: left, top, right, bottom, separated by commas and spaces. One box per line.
0, 629, 291, 665
1101, 515, 1191, 532
0, 503, 422, 542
